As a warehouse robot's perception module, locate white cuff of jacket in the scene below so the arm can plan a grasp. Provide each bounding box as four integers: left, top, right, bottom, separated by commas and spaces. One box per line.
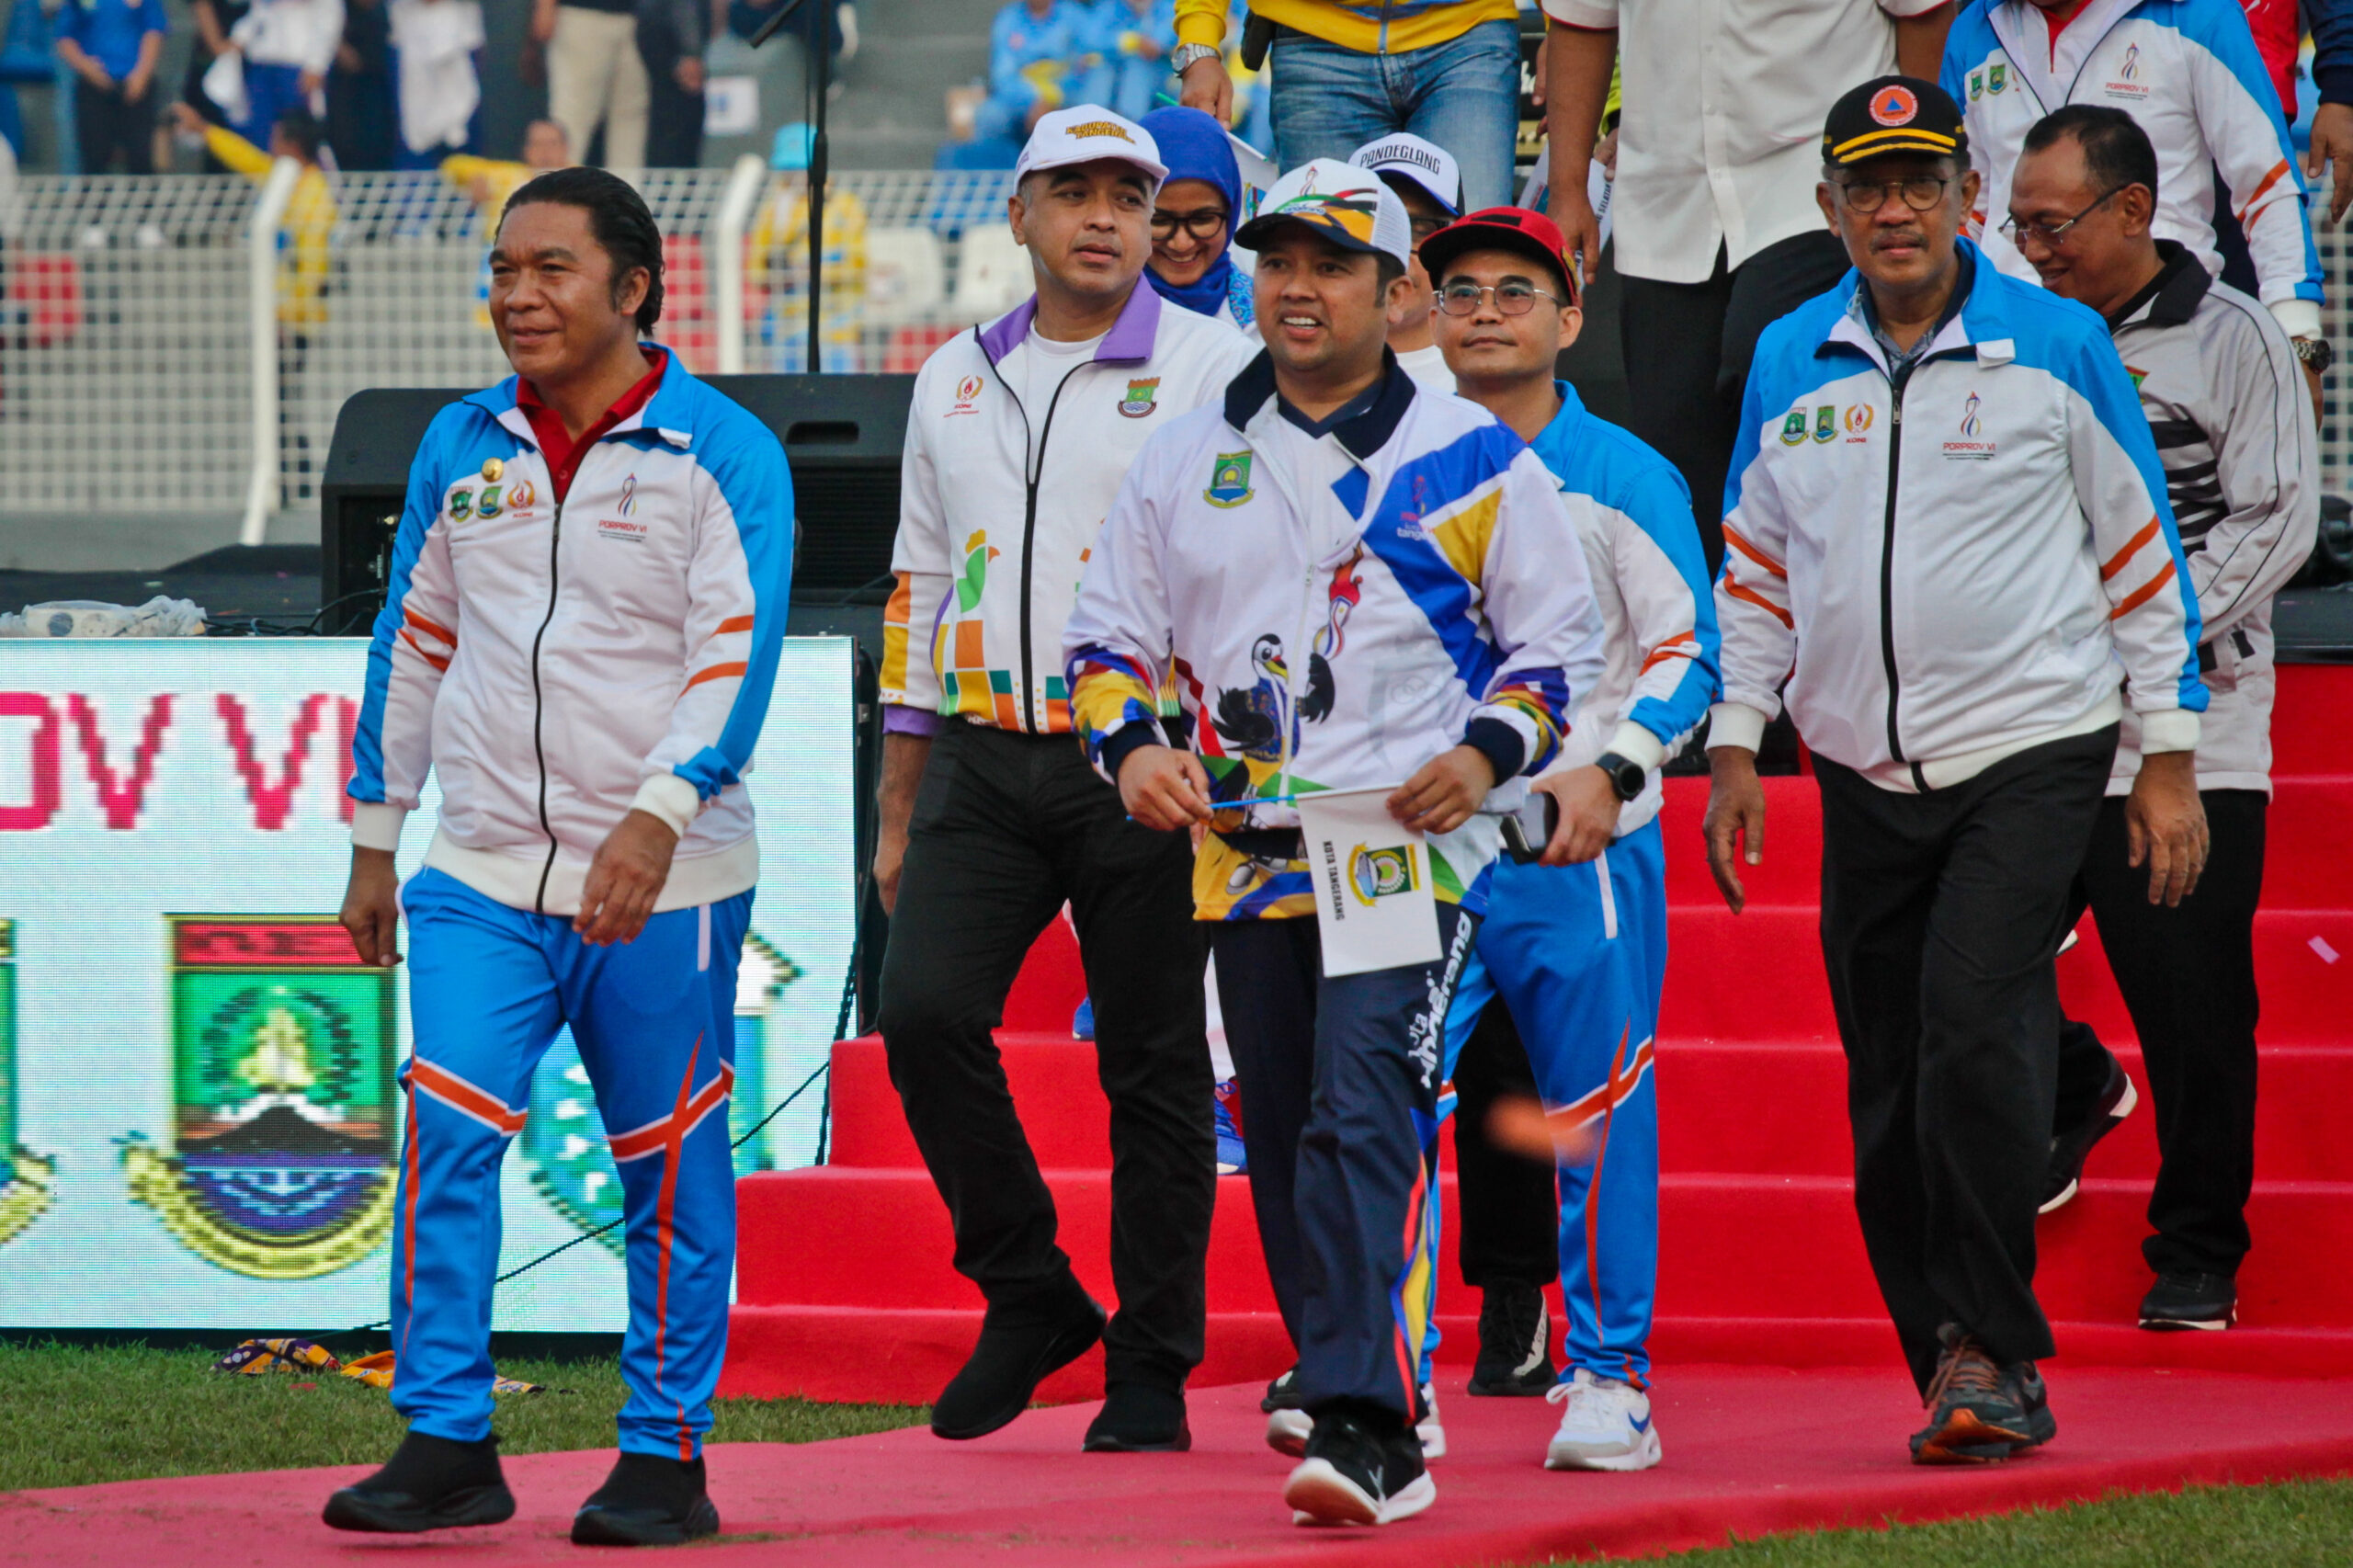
2270, 299, 2323, 343
350, 801, 408, 852
2137, 708, 2200, 755
1603, 720, 1666, 772
630, 772, 704, 837
1705, 701, 1770, 755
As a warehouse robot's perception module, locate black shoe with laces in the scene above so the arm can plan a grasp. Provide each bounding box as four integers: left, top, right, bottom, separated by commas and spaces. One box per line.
1467, 1279, 1555, 1396
2041, 1050, 2138, 1214
1282, 1405, 1435, 1527
322, 1431, 515, 1533
1909, 1325, 2039, 1465
2140, 1270, 2237, 1331
1082, 1381, 1191, 1452
930, 1282, 1106, 1440
1262, 1363, 1311, 1455
571, 1452, 720, 1547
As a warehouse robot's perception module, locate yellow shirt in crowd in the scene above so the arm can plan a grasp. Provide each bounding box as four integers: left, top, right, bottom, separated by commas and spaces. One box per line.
203, 124, 336, 329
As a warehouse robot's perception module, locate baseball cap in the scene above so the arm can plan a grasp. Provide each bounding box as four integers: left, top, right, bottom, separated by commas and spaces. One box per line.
1822, 76, 1968, 168
1417, 206, 1577, 301
1347, 132, 1463, 219
1015, 105, 1168, 186
1233, 157, 1413, 270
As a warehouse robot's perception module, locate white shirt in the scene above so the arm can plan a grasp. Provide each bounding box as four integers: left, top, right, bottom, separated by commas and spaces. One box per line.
1018, 328, 1107, 423
1393, 341, 1457, 395
1541, 0, 1947, 283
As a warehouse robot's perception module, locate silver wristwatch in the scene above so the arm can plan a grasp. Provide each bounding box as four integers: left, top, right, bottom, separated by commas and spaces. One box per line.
1171, 41, 1223, 74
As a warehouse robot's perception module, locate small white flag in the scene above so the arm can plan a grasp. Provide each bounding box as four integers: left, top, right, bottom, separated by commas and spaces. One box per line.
1295, 787, 1441, 978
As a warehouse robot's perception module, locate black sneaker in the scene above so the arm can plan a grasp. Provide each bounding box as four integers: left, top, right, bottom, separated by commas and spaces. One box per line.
1282, 1407, 1435, 1527
2140, 1270, 2237, 1331
322, 1431, 515, 1533
2041, 1051, 2138, 1214
1909, 1325, 2038, 1465
571, 1452, 719, 1547
1081, 1382, 1190, 1452
1263, 1363, 1311, 1456
930, 1283, 1106, 1440
1467, 1279, 1555, 1396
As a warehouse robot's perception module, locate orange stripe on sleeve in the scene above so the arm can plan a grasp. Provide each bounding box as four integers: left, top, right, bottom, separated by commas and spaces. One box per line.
714, 614, 756, 635
404, 608, 456, 645
2110, 560, 2177, 619
1724, 575, 1795, 630
1722, 523, 1787, 579
2236, 159, 2290, 222
400, 631, 451, 672
2101, 517, 2162, 580
684, 660, 749, 690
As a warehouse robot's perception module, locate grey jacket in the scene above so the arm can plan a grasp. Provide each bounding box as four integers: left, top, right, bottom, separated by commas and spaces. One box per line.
2107, 242, 2319, 795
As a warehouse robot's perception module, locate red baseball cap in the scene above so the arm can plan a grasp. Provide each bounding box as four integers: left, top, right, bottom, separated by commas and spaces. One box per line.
1417, 206, 1577, 303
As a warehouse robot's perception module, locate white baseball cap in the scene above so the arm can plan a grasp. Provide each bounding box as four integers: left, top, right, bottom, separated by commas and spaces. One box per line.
1014, 105, 1167, 186
1233, 157, 1413, 271
1348, 133, 1463, 219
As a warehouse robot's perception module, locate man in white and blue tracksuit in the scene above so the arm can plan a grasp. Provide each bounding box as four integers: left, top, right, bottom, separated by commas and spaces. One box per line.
1414, 205, 1721, 1474
327, 169, 792, 1545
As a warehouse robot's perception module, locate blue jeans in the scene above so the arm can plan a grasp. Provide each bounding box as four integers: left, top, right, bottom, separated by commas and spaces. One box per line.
233, 61, 308, 144
1268, 18, 1520, 211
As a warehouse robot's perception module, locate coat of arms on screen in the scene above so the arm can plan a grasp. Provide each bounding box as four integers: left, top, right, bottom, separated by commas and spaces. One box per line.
521, 933, 801, 1250
119, 917, 394, 1278
0, 920, 55, 1250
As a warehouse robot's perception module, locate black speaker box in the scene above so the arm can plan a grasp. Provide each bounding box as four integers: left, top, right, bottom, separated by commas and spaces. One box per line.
318, 373, 914, 636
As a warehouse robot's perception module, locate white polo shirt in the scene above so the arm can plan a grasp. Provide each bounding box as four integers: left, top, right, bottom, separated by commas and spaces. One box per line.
1542, 0, 1949, 284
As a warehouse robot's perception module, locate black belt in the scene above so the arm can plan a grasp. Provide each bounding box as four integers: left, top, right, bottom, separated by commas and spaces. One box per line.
1216, 826, 1303, 861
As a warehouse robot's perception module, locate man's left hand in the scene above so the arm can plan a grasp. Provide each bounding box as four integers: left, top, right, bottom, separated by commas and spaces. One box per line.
298, 69, 324, 97
1535, 766, 1618, 866
1389, 745, 1495, 835
2124, 748, 2208, 907
2308, 101, 2353, 223
2301, 355, 2325, 426
575, 809, 680, 945
676, 56, 705, 92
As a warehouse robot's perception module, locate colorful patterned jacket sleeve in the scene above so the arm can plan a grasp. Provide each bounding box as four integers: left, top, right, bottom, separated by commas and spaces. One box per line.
1063, 443, 1176, 787
881, 356, 952, 733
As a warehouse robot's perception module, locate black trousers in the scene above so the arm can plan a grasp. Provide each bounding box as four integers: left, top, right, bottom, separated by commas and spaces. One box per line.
74, 78, 155, 174
2054, 790, 2267, 1278
1450, 999, 1561, 1290
875, 723, 1213, 1389
1212, 906, 1475, 1422
1617, 231, 1851, 574
1816, 728, 2116, 1392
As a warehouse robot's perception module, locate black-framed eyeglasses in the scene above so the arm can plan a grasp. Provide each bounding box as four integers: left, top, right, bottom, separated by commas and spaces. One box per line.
1998, 187, 2126, 248
1435, 279, 1569, 316
1151, 207, 1229, 240
1833, 176, 1954, 214
1408, 214, 1449, 244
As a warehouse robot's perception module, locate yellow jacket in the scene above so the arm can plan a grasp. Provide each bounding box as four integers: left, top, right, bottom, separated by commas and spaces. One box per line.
439, 154, 535, 223
205, 125, 335, 328
1175, 0, 1518, 55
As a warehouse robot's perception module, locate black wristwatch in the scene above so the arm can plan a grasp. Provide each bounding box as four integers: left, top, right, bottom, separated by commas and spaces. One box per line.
1593, 751, 1646, 802
2294, 335, 2335, 375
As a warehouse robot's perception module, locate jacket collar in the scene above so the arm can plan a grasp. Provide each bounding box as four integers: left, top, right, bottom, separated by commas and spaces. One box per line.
975, 281, 1165, 368
467, 340, 697, 450
1222, 347, 1416, 462
2110, 240, 2211, 332
1821, 239, 2018, 372
1988, 0, 2143, 111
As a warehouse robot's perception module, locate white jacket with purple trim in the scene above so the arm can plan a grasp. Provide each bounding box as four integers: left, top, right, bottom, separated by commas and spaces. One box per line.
348, 351, 794, 915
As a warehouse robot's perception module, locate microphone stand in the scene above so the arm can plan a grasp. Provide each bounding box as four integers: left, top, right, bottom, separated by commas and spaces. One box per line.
748, 0, 828, 373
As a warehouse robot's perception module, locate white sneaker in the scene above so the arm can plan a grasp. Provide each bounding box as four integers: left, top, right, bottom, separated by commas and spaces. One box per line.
1416, 1382, 1446, 1460
1543, 1367, 1662, 1471
1266, 1406, 1312, 1456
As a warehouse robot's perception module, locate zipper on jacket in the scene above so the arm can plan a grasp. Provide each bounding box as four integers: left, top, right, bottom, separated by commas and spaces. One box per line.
529, 492, 564, 912
1880, 361, 1930, 793
983, 341, 1092, 734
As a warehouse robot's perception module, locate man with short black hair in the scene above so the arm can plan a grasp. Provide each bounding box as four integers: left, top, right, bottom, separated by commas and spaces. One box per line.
1703, 78, 2207, 1464
2007, 103, 2317, 1334
331, 166, 793, 1543
1067, 157, 1605, 1524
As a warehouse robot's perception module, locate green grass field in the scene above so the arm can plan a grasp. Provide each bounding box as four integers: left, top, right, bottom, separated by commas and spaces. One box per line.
6, 1344, 2348, 1564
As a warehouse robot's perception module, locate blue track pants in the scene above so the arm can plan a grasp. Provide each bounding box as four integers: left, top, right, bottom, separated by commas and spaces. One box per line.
389, 867, 751, 1458
1426, 818, 1665, 1386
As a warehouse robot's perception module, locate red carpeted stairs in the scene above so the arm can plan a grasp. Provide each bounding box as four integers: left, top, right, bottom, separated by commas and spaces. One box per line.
722, 665, 2353, 1404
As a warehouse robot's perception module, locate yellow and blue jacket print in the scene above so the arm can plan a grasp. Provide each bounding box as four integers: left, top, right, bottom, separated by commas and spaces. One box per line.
1063, 351, 1608, 921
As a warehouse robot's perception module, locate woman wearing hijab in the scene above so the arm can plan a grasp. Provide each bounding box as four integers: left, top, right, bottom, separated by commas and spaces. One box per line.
1138, 105, 1254, 333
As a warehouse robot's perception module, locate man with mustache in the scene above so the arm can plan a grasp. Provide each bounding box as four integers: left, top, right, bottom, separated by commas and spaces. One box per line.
1702, 77, 2207, 1464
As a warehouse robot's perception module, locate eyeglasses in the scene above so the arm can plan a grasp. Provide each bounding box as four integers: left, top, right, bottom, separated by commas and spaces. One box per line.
1833, 176, 1954, 214
1409, 215, 1449, 244
1998, 187, 2126, 249
1435, 279, 1569, 316
1150, 207, 1229, 240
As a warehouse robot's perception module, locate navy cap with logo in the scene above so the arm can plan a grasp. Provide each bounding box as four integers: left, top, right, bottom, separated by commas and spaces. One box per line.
1822, 75, 1968, 168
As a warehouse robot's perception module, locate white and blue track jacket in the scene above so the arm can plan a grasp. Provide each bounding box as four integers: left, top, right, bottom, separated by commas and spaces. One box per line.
349, 350, 794, 915
1063, 352, 1606, 921
1942, 0, 2323, 339
1711, 242, 2207, 793
1526, 384, 1722, 838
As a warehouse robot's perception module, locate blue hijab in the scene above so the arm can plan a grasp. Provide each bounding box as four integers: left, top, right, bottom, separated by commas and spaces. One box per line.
1139, 107, 1241, 319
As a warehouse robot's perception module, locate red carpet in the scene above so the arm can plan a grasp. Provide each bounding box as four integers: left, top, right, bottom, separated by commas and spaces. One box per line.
9, 1368, 2353, 1565
726, 664, 2353, 1403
